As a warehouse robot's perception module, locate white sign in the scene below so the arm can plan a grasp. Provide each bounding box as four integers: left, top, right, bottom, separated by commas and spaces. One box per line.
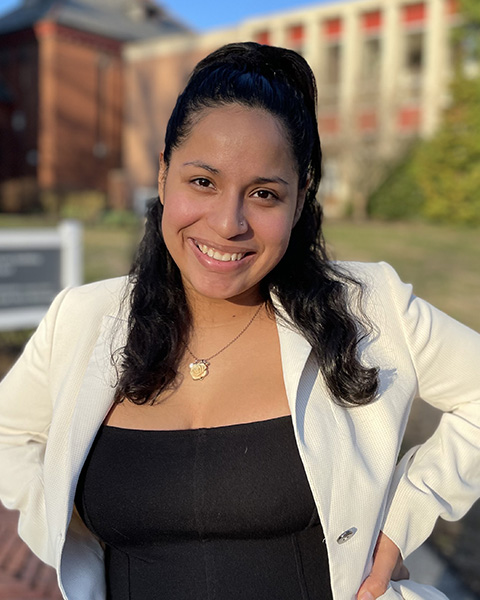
0, 221, 83, 331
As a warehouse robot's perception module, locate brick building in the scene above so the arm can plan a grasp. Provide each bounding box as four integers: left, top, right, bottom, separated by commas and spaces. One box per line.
0, 77, 14, 175
0, 0, 188, 208
124, 0, 471, 216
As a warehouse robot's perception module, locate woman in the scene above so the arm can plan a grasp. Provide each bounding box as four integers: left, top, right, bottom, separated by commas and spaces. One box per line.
0, 42, 479, 600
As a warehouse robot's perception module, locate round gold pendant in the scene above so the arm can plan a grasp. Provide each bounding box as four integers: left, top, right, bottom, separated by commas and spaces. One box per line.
189, 360, 209, 380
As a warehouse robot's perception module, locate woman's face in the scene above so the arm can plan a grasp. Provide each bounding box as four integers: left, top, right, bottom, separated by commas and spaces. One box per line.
159, 104, 305, 304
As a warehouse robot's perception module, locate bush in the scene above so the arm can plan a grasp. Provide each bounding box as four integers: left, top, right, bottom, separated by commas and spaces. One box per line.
0, 178, 41, 213
100, 209, 141, 228
413, 78, 480, 226
41, 190, 106, 223
368, 0, 480, 225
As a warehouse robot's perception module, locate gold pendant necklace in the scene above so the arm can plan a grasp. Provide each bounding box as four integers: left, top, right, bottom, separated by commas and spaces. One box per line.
185, 303, 264, 381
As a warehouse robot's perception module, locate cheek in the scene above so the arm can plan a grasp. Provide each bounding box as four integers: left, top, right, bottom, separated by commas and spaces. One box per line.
256, 212, 295, 258
161, 193, 202, 236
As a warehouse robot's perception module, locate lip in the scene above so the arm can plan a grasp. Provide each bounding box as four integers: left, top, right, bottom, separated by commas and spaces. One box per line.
188, 238, 255, 271
191, 237, 255, 255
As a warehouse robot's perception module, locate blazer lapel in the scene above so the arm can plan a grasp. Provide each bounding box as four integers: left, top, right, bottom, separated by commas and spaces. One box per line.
62, 313, 128, 530
274, 300, 343, 535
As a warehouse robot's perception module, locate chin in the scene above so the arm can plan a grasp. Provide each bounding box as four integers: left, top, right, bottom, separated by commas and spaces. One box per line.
186, 278, 262, 303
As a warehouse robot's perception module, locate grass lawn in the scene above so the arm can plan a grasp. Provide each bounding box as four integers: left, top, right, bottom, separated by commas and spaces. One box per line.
324, 220, 480, 332
1, 215, 478, 330
83, 226, 141, 283
0, 214, 141, 284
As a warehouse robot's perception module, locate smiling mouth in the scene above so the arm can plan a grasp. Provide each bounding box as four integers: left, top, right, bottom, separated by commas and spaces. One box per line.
194, 241, 251, 262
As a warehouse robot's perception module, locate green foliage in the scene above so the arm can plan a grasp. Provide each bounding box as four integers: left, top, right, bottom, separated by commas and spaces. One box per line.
0, 329, 33, 349
459, 0, 480, 25
369, 0, 480, 225
100, 209, 141, 228
367, 149, 425, 221
413, 71, 480, 225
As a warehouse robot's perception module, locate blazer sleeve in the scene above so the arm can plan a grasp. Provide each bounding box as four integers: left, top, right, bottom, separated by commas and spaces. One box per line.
378, 261, 480, 559
0, 287, 70, 565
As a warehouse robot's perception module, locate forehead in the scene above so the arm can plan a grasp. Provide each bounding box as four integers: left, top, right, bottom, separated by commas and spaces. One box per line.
171, 104, 296, 174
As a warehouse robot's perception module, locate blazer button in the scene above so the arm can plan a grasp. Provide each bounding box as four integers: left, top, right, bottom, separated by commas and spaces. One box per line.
336, 527, 357, 544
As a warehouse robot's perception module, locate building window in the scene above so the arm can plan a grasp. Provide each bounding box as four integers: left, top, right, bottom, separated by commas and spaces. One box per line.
11, 110, 26, 132
404, 32, 424, 73
361, 37, 381, 81
94, 53, 111, 159
398, 29, 424, 100
319, 18, 342, 100
326, 43, 342, 85
26, 149, 38, 166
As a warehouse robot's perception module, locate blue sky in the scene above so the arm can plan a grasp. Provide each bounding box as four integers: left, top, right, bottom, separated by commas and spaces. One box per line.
0, 0, 343, 31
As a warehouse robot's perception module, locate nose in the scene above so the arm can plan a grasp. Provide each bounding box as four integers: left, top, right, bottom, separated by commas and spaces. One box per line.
207, 191, 248, 239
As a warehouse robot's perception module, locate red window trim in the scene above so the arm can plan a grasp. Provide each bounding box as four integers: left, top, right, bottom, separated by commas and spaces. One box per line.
288, 24, 304, 44
324, 18, 342, 39
362, 10, 382, 32
402, 3, 426, 25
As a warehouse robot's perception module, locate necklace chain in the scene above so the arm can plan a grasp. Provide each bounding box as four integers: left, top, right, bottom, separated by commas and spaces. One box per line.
185, 303, 264, 380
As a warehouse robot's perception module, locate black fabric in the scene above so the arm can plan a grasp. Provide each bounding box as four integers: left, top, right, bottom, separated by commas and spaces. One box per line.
75, 415, 333, 599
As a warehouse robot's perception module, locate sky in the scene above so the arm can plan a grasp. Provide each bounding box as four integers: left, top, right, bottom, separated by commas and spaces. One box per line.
0, 0, 344, 32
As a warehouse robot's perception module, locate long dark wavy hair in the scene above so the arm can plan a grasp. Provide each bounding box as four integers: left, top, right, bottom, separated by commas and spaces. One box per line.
114, 42, 379, 406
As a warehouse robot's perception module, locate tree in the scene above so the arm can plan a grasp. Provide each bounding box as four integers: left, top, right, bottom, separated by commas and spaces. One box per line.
412, 0, 480, 225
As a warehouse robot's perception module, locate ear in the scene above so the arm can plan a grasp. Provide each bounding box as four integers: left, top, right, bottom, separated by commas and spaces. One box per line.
158, 152, 167, 205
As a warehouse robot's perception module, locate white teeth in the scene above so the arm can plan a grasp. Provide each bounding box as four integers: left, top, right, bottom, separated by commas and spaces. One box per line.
196, 242, 245, 261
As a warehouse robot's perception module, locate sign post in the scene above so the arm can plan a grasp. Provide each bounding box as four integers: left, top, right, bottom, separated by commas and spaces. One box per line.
0, 221, 83, 331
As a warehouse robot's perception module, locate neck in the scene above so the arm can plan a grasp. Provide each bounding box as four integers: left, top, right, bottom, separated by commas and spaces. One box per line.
186, 289, 265, 329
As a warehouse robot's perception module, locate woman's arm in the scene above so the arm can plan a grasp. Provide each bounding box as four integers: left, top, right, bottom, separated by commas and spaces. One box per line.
358, 261, 480, 598
379, 261, 480, 557
0, 287, 70, 564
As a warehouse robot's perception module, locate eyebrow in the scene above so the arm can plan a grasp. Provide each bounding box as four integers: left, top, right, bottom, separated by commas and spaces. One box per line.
183, 161, 220, 175
252, 176, 290, 187
183, 162, 290, 187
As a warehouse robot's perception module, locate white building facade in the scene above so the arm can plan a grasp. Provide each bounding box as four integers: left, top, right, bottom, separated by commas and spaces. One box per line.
124, 0, 462, 216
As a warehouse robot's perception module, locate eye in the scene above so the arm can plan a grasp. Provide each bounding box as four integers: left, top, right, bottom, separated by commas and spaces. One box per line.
191, 177, 213, 188
252, 189, 279, 201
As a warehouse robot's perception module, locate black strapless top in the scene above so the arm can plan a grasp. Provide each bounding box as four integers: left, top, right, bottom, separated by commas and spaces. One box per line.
75, 416, 333, 599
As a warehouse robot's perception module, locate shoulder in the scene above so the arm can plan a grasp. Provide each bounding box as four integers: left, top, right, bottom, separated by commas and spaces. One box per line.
41, 276, 131, 351
40, 276, 131, 367
56, 276, 130, 321
330, 261, 417, 329
332, 260, 402, 283
331, 260, 411, 300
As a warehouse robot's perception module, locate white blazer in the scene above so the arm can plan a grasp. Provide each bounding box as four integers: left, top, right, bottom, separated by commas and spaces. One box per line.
0, 262, 479, 600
